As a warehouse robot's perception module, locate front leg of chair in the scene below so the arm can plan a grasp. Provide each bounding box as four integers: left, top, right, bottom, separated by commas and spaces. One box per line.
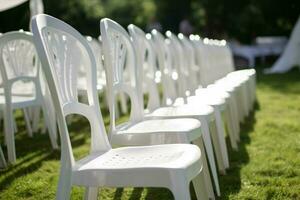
12, 114, 18, 133
197, 118, 220, 196
230, 95, 241, 134
23, 108, 33, 137
84, 187, 98, 200
169, 175, 192, 200
193, 137, 216, 198
228, 97, 240, 140
192, 168, 210, 200
32, 106, 41, 133
209, 119, 226, 174
4, 98, 16, 163
226, 103, 239, 143
56, 169, 72, 200
223, 106, 238, 150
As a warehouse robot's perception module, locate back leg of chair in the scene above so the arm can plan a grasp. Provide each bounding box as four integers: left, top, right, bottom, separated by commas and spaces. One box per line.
32, 106, 41, 133
84, 187, 98, 200
23, 108, 33, 137
119, 92, 128, 114
211, 106, 230, 170
225, 103, 239, 143
224, 106, 238, 149
12, 114, 18, 133
41, 100, 58, 149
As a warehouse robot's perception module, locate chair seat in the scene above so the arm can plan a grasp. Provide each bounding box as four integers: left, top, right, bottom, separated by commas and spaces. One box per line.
72, 144, 202, 187
199, 87, 230, 100
147, 103, 215, 122
187, 92, 226, 110
112, 118, 201, 145
0, 95, 37, 109
228, 69, 256, 78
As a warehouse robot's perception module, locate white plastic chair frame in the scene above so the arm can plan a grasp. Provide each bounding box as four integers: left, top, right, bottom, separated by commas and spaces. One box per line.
197, 38, 255, 121
0, 31, 58, 164
150, 29, 229, 175
178, 34, 240, 150
101, 18, 216, 199
191, 37, 246, 130
124, 25, 223, 197
32, 14, 206, 200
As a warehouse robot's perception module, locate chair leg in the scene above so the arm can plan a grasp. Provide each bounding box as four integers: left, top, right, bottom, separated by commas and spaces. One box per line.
84, 187, 98, 200
23, 109, 33, 137
12, 114, 18, 133
41, 102, 58, 149
4, 101, 16, 164
197, 118, 220, 197
170, 177, 192, 200
209, 119, 226, 174
227, 103, 239, 142
212, 107, 230, 170
32, 106, 40, 133
228, 98, 239, 140
119, 92, 128, 114
192, 170, 209, 200
230, 95, 241, 135
193, 137, 217, 198
224, 107, 238, 150
56, 171, 72, 200
241, 83, 250, 116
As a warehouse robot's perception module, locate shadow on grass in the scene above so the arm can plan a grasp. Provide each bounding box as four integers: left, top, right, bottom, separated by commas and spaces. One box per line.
0, 114, 92, 192
218, 101, 259, 200
0, 150, 58, 191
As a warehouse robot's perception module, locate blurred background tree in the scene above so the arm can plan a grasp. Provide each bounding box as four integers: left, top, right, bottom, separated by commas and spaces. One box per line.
0, 0, 299, 43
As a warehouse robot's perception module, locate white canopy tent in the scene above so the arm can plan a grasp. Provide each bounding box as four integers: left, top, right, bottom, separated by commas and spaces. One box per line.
0, 0, 43, 18
265, 16, 300, 74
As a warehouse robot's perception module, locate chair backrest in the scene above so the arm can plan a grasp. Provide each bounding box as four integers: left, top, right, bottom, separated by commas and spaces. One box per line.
86, 36, 106, 84
191, 36, 218, 86
127, 24, 161, 112
100, 18, 144, 133
0, 31, 40, 93
31, 14, 111, 168
165, 31, 190, 98
178, 33, 200, 92
151, 29, 177, 105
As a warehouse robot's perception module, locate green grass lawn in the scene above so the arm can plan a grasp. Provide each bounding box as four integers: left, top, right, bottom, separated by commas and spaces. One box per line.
1, 69, 300, 200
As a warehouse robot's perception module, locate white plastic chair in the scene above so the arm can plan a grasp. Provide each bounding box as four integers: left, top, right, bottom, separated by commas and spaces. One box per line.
149, 29, 228, 178
0, 31, 58, 164
100, 18, 217, 199
84, 35, 128, 117
129, 23, 222, 196
32, 14, 208, 200
178, 33, 240, 149
191, 36, 255, 124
